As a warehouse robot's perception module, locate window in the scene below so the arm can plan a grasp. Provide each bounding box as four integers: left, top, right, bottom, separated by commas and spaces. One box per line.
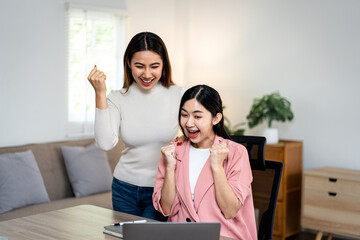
66, 4, 126, 136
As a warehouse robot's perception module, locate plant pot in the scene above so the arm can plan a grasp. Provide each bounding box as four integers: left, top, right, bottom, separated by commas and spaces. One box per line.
262, 128, 279, 144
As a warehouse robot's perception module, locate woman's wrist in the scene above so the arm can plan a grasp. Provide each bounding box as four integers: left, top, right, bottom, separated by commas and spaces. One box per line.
166, 164, 176, 172
95, 92, 108, 109
95, 90, 107, 98
211, 163, 224, 173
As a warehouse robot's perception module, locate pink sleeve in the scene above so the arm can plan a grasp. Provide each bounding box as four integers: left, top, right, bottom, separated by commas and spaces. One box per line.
152, 155, 181, 217
226, 143, 253, 205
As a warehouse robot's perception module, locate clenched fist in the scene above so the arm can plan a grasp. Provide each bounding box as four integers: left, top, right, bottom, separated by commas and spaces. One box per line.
87, 65, 107, 94
161, 142, 177, 170
209, 143, 229, 170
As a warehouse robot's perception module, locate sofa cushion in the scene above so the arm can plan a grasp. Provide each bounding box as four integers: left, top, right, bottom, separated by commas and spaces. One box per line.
61, 143, 113, 197
0, 150, 50, 214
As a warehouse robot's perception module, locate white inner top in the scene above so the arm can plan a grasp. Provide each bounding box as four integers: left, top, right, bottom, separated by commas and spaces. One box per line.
189, 145, 210, 200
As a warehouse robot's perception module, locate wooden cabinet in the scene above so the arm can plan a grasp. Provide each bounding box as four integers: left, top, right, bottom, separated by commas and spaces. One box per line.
258, 140, 303, 240
301, 167, 360, 239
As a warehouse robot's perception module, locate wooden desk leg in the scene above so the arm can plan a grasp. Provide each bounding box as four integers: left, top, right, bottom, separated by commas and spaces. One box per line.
315, 231, 323, 240
327, 233, 333, 240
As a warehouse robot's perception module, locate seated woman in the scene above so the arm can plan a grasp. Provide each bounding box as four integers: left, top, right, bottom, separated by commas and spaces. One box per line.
152, 84, 257, 240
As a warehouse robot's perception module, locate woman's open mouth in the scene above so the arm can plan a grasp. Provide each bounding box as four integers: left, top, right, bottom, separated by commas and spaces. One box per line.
187, 130, 200, 138
140, 78, 154, 86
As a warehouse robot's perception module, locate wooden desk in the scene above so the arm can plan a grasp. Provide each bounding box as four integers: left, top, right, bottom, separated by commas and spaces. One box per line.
0, 205, 235, 240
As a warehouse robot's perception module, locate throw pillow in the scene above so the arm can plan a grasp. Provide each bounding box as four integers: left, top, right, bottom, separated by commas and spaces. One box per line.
0, 150, 50, 214
61, 143, 113, 197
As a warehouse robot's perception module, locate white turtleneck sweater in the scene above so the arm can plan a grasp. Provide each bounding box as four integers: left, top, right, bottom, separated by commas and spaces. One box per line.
95, 83, 184, 187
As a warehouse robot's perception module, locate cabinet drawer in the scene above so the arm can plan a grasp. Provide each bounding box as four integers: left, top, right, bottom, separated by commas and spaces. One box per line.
302, 167, 360, 238
302, 205, 360, 236
303, 188, 360, 212
304, 175, 360, 195
265, 148, 283, 162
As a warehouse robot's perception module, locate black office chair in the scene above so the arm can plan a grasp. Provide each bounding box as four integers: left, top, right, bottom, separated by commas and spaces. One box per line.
231, 135, 283, 240
230, 135, 266, 170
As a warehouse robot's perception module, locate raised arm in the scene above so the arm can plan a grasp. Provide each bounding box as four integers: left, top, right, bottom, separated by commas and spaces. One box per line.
210, 143, 242, 219
87, 65, 108, 109
88, 66, 119, 150
159, 143, 177, 215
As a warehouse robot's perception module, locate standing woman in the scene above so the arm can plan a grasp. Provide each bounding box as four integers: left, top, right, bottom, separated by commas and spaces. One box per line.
87, 32, 184, 221
153, 85, 257, 239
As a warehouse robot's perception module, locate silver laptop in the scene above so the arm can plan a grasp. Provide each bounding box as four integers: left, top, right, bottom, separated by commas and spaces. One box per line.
123, 222, 221, 240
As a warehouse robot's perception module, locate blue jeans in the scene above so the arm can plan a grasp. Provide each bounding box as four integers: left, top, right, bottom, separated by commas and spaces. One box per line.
112, 177, 167, 221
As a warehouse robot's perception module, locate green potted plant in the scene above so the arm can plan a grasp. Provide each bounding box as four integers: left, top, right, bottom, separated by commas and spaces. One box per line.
223, 106, 246, 135
246, 92, 294, 143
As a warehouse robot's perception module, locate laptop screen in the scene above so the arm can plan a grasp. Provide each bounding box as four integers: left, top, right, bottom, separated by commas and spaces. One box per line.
123, 222, 221, 240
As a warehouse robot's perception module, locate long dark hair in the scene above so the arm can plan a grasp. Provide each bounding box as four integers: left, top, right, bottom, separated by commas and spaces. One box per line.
123, 32, 174, 91
179, 85, 230, 139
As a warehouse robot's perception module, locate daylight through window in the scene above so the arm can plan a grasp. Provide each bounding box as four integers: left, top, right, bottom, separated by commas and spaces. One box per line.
67, 6, 126, 134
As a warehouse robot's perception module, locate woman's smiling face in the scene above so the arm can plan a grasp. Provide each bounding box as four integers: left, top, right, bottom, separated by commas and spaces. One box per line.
180, 99, 221, 149
129, 50, 163, 90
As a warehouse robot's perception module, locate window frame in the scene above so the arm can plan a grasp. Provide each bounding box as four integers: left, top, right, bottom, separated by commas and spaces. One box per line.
65, 3, 127, 138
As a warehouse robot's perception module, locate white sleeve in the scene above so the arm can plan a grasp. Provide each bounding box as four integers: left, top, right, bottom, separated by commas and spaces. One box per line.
94, 98, 120, 151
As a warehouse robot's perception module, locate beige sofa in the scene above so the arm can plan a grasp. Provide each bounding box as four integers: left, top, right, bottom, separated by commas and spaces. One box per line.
0, 138, 124, 222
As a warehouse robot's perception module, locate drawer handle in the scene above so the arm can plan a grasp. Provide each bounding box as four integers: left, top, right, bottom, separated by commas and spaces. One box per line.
329, 178, 337, 182
328, 192, 337, 197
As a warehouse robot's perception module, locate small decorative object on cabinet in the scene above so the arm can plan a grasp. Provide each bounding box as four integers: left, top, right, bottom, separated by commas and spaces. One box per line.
246, 92, 294, 144
302, 167, 360, 240
252, 140, 303, 240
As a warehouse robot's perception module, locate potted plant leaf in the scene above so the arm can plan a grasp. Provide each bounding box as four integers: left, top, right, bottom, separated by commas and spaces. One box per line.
246, 92, 294, 143
223, 106, 246, 135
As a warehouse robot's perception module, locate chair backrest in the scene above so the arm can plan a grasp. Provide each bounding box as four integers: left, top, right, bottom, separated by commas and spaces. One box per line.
230, 135, 266, 170
230, 135, 283, 240
254, 160, 283, 240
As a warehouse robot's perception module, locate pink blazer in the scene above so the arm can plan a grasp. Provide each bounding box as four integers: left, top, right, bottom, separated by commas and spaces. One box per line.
153, 136, 257, 240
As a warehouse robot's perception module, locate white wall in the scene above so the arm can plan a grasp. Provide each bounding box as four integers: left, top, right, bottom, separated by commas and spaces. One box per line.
0, 0, 67, 146
181, 0, 360, 170
0, 0, 178, 146
125, 0, 184, 87
1, 0, 359, 171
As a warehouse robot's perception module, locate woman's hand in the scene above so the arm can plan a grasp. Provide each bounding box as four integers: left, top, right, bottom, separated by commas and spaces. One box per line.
210, 142, 241, 219
161, 142, 176, 170
160, 142, 177, 215
87, 65, 107, 94
209, 143, 229, 170
87, 65, 108, 109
